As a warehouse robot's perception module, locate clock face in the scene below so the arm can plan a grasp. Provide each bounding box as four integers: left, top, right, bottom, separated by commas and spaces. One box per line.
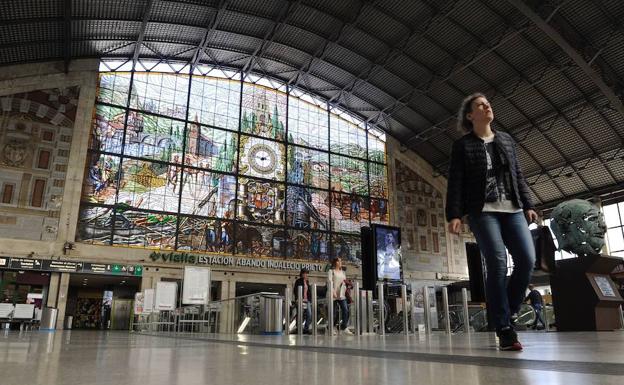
248, 143, 277, 174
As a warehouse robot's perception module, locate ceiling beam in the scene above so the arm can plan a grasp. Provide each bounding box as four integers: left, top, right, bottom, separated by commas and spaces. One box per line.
189, 0, 229, 72
241, 0, 300, 80
62, 0, 71, 73
131, 0, 154, 70
506, 0, 624, 124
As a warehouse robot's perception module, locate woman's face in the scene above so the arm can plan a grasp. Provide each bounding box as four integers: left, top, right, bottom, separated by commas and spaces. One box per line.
468, 96, 494, 126
335, 258, 342, 269
385, 233, 394, 246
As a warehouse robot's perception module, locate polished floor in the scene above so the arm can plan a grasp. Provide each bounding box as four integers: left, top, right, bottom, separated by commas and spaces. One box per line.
1, 330, 623, 385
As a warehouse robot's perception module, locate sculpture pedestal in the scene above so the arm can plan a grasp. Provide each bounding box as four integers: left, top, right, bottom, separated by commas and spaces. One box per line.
550, 254, 623, 331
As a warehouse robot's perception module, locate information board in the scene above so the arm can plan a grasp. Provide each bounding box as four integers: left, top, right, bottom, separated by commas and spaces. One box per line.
182, 266, 211, 305
134, 292, 145, 315
155, 282, 177, 311
9, 258, 42, 270
13, 304, 35, 319
0, 257, 142, 277
593, 275, 617, 297
0, 304, 14, 318
143, 289, 155, 314
42, 260, 83, 272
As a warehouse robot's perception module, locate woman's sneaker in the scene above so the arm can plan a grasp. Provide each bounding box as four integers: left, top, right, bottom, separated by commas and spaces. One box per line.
497, 327, 522, 351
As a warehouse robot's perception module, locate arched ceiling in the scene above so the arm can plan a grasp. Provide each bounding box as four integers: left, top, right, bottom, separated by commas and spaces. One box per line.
2, 0, 624, 209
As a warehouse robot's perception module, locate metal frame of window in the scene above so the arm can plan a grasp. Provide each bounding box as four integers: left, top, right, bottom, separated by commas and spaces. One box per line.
79, 63, 389, 261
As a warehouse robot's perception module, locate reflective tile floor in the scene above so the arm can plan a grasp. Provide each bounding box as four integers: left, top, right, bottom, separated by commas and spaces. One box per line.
1, 330, 623, 385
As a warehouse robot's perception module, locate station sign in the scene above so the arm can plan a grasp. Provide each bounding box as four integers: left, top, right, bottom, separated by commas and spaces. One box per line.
148, 251, 327, 272
42, 260, 83, 272
0, 257, 142, 277
9, 258, 42, 270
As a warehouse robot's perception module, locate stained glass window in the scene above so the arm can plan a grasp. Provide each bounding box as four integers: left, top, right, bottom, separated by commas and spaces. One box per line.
177, 216, 234, 254
81, 67, 389, 263
369, 162, 388, 199
76, 205, 113, 245
179, 171, 236, 218
123, 112, 185, 163
97, 73, 131, 107
329, 113, 367, 159
288, 96, 328, 150
241, 83, 286, 141
82, 153, 121, 203
91, 105, 126, 153
368, 131, 386, 164
116, 159, 179, 213
130, 73, 189, 120
286, 186, 330, 231
287, 146, 329, 189
236, 178, 285, 225
330, 192, 370, 234
239, 135, 286, 181
111, 209, 177, 250
188, 76, 240, 131
330, 154, 368, 195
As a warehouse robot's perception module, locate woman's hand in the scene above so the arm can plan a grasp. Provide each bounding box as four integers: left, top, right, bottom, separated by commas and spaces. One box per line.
448, 218, 462, 234
525, 209, 539, 224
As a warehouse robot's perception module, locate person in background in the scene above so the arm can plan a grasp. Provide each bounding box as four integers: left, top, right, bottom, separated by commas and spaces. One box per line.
446, 93, 538, 351
330, 257, 352, 335
293, 268, 312, 334
525, 284, 545, 330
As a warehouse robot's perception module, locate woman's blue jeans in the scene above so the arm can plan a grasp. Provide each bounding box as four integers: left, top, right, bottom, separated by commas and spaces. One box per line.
468, 211, 535, 331
333, 299, 349, 330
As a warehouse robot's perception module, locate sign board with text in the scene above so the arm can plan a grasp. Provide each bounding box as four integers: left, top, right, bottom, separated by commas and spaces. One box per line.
182, 266, 211, 305
0, 257, 142, 277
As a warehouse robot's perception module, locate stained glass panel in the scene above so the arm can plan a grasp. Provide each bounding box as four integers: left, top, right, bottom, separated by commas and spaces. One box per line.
179, 171, 236, 218
286, 186, 329, 231
130, 73, 189, 120
329, 114, 367, 159
236, 178, 285, 225
177, 217, 234, 253
116, 159, 179, 213
370, 198, 389, 225
285, 230, 330, 261
287, 96, 328, 150
239, 135, 286, 181
82, 153, 121, 203
330, 192, 370, 233
188, 76, 240, 131
86, 68, 391, 261
183, 124, 237, 173
368, 132, 386, 164
111, 209, 177, 250
287, 146, 329, 189
331, 234, 362, 263
235, 223, 285, 257
97, 72, 131, 107
369, 163, 388, 198
76, 205, 113, 245
330, 154, 368, 195
90, 104, 126, 153
241, 83, 286, 141
123, 112, 185, 163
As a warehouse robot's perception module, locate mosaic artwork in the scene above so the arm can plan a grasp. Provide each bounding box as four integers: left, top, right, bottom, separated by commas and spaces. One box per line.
0, 86, 80, 241
395, 159, 449, 272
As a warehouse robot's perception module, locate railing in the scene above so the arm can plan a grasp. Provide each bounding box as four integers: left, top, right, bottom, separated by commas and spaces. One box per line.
132, 282, 560, 336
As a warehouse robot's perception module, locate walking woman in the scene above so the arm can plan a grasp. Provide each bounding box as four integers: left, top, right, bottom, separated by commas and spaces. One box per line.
330, 257, 352, 335
446, 93, 538, 351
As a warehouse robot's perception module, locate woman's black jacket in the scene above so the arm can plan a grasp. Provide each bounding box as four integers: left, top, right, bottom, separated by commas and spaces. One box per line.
445, 130, 534, 221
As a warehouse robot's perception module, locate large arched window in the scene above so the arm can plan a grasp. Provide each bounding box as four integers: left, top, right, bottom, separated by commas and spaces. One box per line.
77, 61, 389, 263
